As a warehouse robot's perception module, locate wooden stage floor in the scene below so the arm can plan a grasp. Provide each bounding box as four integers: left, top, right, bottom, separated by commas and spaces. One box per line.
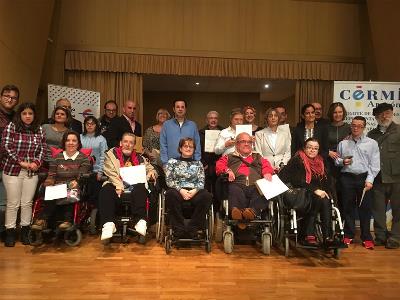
0, 235, 399, 300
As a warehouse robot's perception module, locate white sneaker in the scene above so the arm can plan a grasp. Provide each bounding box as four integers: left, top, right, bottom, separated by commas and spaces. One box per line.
101, 222, 116, 241
134, 219, 147, 236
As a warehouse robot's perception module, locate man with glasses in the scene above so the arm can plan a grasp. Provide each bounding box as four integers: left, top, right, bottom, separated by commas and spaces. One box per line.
368, 103, 400, 249
311, 102, 330, 126
216, 132, 274, 228
0, 84, 20, 238
99, 100, 118, 136
336, 116, 380, 249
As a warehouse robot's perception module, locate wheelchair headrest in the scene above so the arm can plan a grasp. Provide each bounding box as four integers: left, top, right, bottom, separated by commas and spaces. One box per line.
49, 146, 93, 159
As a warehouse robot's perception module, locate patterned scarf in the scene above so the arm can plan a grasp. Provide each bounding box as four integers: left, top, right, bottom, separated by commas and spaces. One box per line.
114, 147, 139, 167
298, 150, 325, 184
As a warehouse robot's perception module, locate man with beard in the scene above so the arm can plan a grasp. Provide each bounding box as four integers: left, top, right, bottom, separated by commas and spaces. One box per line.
368, 103, 400, 249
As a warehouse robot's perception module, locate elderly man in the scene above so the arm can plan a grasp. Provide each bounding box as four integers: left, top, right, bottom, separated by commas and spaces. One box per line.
105, 100, 142, 148
216, 132, 274, 228
199, 111, 224, 194
336, 116, 380, 249
98, 133, 157, 241
99, 100, 118, 135
160, 99, 201, 166
368, 103, 400, 249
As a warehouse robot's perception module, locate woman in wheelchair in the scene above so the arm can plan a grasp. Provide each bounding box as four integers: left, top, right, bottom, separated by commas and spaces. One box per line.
164, 137, 212, 239
278, 138, 338, 248
31, 130, 91, 231
99, 132, 157, 241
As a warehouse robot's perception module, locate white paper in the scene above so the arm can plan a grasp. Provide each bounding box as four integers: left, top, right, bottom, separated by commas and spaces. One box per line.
255, 175, 289, 200
119, 165, 147, 185
204, 130, 220, 153
359, 187, 367, 207
44, 184, 68, 201
235, 124, 253, 137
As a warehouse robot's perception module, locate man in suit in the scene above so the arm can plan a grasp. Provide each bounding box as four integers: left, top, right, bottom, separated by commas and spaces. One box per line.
105, 100, 142, 148
311, 102, 330, 127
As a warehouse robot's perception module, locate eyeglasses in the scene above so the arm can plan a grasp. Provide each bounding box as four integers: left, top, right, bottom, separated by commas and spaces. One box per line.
305, 146, 319, 151
86, 122, 96, 126
351, 124, 364, 129
182, 144, 194, 149
2, 94, 18, 101
105, 109, 117, 113
237, 140, 252, 145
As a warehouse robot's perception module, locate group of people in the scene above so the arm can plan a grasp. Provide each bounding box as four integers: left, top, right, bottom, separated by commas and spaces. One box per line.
0, 83, 399, 253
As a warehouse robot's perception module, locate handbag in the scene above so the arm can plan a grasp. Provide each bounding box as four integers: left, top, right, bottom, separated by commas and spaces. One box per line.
282, 184, 312, 213
56, 188, 80, 205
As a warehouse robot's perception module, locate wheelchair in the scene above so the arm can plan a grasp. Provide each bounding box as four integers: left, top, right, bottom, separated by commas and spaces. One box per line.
105, 183, 158, 245
278, 190, 345, 259
28, 173, 93, 247
213, 175, 280, 255
156, 189, 214, 254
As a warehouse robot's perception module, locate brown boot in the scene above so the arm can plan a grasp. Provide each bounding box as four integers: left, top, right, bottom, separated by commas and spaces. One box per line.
231, 207, 243, 220
31, 219, 47, 231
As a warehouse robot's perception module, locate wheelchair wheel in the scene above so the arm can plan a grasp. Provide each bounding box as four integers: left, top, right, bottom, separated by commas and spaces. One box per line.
284, 236, 290, 257
205, 240, 212, 253
28, 229, 43, 246
165, 236, 172, 254
214, 212, 224, 242
272, 198, 283, 246
223, 231, 234, 254
64, 229, 82, 247
333, 248, 341, 259
207, 206, 214, 241
89, 208, 98, 235
261, 233, 271, 255
158, 194, 166, 244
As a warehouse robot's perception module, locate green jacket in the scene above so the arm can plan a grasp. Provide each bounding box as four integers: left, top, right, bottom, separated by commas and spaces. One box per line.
368, 122, 400, 183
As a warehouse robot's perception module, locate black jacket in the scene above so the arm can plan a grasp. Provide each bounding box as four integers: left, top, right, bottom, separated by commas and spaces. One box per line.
291, 122, 329, 159
105, 115, 142, 148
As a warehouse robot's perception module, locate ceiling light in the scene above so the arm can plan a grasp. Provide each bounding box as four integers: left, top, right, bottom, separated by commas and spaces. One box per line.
195, 82, 200, 85
264, 84, 270, 89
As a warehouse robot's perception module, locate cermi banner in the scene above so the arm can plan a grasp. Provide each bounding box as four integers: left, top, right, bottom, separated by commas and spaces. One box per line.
333, 81, 400, 132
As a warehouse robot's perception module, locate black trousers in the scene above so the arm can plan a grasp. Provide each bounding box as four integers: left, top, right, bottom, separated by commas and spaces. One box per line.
98, 183, 148, 226
40, 201, 74, 223
87, 174, 102, 208
165, 188, 212, 234
340, 173, 373, 241
228, 183, 268, 215
303, 194, 332, 239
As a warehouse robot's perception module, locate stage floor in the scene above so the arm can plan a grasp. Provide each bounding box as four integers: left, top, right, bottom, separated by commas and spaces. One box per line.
0, 235, 399, 299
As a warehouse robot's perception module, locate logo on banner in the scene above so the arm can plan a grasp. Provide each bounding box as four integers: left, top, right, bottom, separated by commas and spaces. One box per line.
79, 109, 94, 119
339, 84, 400, 108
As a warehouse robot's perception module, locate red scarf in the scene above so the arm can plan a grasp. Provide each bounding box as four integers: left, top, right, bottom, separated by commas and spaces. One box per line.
114, 147, 139, 167
298, 150, 325, 184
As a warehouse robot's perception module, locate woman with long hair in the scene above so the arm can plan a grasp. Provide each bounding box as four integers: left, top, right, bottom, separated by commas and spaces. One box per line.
1, 103, 46, 246
243, 106, 262, 135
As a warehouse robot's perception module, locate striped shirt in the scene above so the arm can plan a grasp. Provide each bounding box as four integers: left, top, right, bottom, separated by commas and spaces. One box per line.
1, 122, 47, 176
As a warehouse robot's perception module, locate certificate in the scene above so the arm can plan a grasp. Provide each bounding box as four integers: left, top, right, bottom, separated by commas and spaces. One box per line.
204, 130, 220, 153
44, 184, 68, 201
119, 165, 147, 185
255, 175, 289, 200
235, 124, 252, 137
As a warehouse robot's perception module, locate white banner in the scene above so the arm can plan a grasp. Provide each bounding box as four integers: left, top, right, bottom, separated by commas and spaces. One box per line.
47, 84, 101, 123
333, 81, 400, 132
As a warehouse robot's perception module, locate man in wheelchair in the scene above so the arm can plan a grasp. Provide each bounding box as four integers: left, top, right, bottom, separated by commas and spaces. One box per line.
99, 133, 157, 241
215, 132, 274, 229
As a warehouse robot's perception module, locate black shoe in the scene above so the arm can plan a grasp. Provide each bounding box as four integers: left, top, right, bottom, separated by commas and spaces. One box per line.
20, 226, 30, 245
385, 238, 400, 249
4, 228, 16, 247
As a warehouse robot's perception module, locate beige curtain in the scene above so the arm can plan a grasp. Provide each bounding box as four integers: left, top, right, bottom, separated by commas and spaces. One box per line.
65, 51, 364, 81
65, 71, 143, 124
295, 80, 334, 120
